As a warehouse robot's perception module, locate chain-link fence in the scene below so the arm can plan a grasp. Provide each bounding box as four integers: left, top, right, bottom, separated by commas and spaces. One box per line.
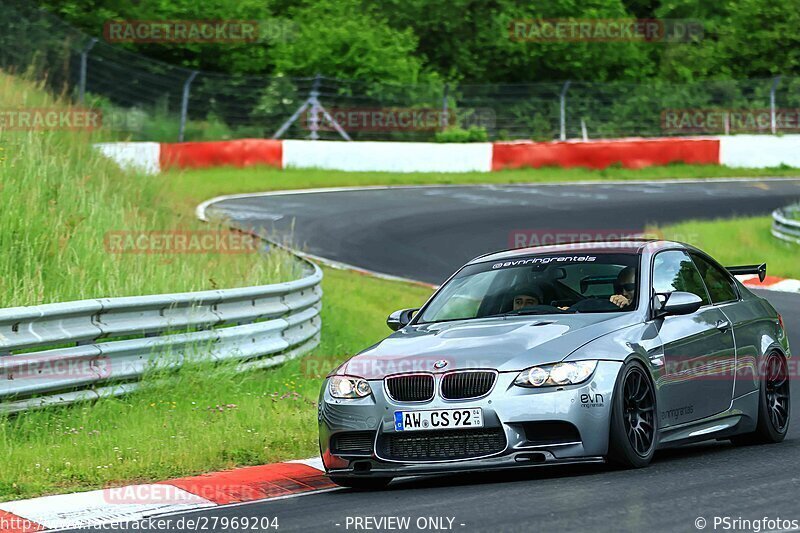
2, 2, 799, 143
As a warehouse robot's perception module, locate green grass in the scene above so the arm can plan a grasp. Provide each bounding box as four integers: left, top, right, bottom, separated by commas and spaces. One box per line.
0, 267, 432, 500
166, 163, 800, 208
0, 73, 298, 307
652, 216, 799, 279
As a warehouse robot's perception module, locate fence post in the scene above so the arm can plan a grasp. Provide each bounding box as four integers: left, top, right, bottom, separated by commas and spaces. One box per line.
308, 74, 322, 140
441, 83, 450, 130
560, 80, 571, 141
78, 38, 98, 104
178, 71, 199, 143
770, 76, 781, 135
272, 74, 349, 141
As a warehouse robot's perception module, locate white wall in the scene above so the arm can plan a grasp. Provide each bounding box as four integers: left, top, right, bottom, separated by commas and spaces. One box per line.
94, 142, 161, 175
719, 135, 800, 168
282, 140, 493, 173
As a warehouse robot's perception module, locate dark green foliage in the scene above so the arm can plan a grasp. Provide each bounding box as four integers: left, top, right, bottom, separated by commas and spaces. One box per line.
39, 0, 799, 83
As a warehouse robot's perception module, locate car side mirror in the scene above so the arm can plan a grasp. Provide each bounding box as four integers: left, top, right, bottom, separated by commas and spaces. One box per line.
654, 291, 703, 317
387, 308, 419, 331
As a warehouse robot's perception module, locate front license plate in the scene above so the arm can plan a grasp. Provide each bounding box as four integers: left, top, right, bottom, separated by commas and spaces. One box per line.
394, 408, 483, 431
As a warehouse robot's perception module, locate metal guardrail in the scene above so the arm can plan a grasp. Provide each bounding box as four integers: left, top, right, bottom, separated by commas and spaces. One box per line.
0, 261, 322, 413
772, 207, 800, 244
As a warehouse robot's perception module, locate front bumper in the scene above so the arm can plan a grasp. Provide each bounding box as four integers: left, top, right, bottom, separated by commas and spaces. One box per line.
319, 360, 622, 478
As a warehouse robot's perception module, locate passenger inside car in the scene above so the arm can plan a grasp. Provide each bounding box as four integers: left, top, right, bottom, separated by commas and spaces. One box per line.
610, 266, 637, 310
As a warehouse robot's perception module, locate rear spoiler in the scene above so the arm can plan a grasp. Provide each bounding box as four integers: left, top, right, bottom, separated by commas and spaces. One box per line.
726, 263, 767, 282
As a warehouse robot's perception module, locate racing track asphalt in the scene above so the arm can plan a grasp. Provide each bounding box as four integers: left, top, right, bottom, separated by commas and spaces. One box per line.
78, 179, 800, 533
206, 178, 800, 285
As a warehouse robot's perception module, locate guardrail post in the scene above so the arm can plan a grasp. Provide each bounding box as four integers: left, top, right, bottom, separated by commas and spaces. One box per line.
770, 76, 781, 135
78, 38, 98, 104
560, 80, 571, 141
178, 71, 199, 143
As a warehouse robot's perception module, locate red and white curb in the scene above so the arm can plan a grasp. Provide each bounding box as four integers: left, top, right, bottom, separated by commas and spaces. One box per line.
95, 135, 800, 175
0, 458, 330, 532
737, 275, 800, 293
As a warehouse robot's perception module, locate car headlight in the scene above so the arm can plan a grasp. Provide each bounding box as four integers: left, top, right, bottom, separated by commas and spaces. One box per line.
514, 361, 598, 388
329, 375, 372, 399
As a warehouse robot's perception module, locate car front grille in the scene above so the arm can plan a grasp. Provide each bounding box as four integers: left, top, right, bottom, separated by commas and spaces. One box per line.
378, 428, 506, 461
385, 374, 435, 402
440, 371, 496, 400
330, 431, 375, 455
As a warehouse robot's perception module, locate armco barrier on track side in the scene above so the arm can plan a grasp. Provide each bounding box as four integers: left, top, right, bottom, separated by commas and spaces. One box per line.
772, 207, 800, 244
0, 260, 322, 413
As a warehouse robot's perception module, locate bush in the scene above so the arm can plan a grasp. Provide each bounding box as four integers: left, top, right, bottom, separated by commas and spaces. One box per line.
434, 126, 488, 143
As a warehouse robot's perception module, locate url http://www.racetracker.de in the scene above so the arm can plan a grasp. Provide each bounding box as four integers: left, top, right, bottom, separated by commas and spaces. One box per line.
0, 515, 281, 531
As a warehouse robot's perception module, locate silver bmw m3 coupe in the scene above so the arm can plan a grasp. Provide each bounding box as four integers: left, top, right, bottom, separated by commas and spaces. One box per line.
318, 240, 791, 489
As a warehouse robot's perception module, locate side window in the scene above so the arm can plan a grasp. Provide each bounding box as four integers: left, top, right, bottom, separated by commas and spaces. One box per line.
690, 253, 739, 304
652, 250, 710, 305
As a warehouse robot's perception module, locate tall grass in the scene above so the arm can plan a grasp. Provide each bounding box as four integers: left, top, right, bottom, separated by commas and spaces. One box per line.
0, 72, 327, 500
0, 72, 298, 307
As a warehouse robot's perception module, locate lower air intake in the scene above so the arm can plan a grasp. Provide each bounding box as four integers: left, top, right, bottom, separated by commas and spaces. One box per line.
379, 428, 506, 461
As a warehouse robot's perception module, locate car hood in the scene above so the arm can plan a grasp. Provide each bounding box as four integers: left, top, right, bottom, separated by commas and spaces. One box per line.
336, 313, 641, 379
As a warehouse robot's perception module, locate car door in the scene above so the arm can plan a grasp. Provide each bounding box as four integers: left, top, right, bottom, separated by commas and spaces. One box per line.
652, 250, 736, 427
689, 252, 751, 396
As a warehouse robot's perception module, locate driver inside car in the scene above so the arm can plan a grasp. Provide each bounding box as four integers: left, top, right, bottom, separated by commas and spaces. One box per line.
511, 286, 544, 311
609, 266, 636, 310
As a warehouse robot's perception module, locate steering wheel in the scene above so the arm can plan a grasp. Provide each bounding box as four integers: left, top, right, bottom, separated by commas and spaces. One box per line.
567, 297, 621, 313
513, 304, 568, 314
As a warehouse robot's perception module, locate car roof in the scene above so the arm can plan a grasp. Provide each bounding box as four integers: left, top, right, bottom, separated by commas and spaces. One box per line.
468, 239, 686, 265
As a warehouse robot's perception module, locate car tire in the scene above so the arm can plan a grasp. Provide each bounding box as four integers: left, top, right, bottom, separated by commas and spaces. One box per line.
329, 476, 393, 490
608, 360, 658, 468
731, 352, 790, 446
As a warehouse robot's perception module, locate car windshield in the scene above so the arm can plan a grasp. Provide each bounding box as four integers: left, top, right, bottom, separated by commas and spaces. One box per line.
418, 253, 640, 324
